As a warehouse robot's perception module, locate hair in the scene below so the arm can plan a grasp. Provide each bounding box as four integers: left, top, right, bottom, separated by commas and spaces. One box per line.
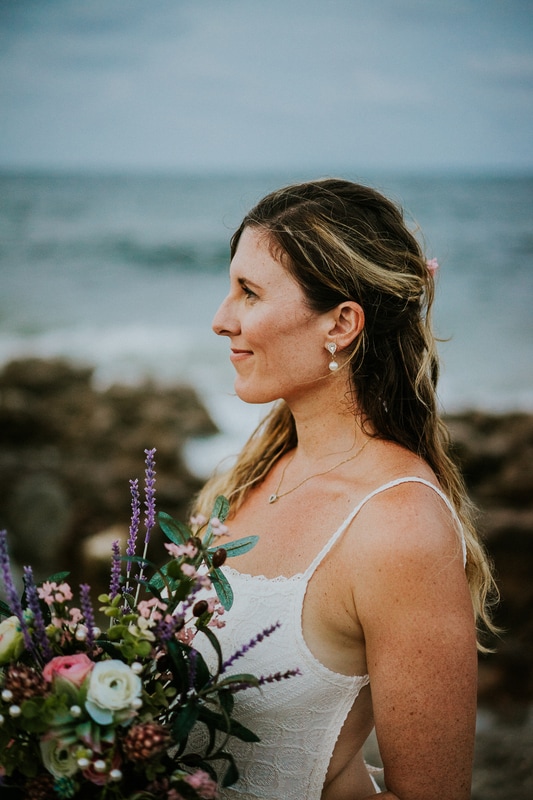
194, 178, 498, 648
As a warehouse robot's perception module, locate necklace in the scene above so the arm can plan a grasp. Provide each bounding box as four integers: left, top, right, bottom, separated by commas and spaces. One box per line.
267, 438, 371, 504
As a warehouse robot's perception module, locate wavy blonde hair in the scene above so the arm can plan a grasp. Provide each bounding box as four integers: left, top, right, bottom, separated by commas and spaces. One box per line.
194, 178, 498, 648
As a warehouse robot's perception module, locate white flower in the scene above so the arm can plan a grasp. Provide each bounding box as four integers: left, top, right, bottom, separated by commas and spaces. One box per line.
0, 616, 25, 664
85, 660, 142, 725
40, 736, 78, 778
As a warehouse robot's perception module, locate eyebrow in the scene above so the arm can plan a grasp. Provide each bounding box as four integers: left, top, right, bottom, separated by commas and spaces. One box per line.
237, 276, 262, 291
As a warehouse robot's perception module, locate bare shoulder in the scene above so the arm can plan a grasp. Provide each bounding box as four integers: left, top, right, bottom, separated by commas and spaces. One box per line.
351, 476, 464, 567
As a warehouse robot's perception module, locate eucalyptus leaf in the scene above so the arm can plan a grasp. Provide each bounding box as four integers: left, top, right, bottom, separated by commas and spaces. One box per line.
207, 535, 259, 559
158, 511, 191, 545
210, 567, 234, 611
211, 495, 230, 524
43, 571, 70, 583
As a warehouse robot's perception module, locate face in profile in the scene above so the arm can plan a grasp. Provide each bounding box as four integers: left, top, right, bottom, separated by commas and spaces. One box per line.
212, 227, 332, 405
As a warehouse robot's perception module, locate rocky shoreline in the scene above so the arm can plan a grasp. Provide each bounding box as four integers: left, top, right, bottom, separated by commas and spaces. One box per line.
0, 357, 532, 796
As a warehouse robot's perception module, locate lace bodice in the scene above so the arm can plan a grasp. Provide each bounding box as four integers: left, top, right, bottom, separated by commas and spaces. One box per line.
189, 478, 466, 799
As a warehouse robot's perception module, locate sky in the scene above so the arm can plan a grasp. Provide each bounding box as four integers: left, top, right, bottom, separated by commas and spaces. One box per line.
1, 0, 533, 174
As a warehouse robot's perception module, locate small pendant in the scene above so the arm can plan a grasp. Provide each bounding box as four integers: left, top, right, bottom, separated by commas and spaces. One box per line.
268, 494, 278, 504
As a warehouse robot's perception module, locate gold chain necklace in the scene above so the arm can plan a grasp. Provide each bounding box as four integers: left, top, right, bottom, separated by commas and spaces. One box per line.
267, 438, 371, 504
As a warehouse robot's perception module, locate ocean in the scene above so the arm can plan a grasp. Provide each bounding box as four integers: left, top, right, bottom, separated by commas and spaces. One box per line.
1, 170, 532, 476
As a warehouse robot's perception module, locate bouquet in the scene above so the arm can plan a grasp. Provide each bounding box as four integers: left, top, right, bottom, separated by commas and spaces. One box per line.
0, 449, 296, 800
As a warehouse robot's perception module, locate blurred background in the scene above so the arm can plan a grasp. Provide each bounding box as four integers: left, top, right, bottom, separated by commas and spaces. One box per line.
1, 2, 532, 796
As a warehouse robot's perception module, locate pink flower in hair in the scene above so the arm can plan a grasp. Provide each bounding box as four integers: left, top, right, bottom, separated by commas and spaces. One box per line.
426, 258, 439, 276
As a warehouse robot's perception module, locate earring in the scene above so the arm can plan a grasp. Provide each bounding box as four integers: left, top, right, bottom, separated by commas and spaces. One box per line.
326, 342, 339, 371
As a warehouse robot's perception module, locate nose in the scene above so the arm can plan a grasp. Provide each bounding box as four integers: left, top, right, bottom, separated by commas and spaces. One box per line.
212, 294, 239, 337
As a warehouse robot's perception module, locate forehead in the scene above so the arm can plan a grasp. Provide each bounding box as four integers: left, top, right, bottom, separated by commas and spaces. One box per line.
230, 227, 289, 280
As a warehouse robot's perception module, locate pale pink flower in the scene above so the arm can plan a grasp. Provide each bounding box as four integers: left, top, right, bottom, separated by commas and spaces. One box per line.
426, 257, 439, 276
184, 769, 218, 798
210, 517, 229, 536
189, 514, 207, 528
181, 563, 198, 578
208, 618, 226, 629
164, 542, 198, 559
137, 597, 167, 620
69, 607, 83, 624
38, 581, 73, 605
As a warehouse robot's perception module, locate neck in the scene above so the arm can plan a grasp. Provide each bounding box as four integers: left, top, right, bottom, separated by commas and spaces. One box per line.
285, 379, 369, 464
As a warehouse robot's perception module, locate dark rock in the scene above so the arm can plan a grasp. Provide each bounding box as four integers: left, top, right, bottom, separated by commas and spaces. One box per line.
0, 357, 218, 587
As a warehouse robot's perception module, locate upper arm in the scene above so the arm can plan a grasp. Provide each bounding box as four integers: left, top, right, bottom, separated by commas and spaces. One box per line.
352, 484, 477, 800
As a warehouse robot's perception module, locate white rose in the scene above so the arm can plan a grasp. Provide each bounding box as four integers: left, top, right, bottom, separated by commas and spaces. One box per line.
40, 736, 78, 778
0, 616, 25, 665
85, 660, 142, 725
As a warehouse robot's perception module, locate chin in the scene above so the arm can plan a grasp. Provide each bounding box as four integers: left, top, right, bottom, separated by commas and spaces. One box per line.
234, 380, 280, 405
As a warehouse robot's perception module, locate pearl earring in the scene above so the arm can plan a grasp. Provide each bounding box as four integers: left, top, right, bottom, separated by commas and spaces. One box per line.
326, 342, 339, 371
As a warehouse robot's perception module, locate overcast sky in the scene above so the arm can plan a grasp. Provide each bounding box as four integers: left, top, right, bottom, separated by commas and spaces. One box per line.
1, 0, 532, 173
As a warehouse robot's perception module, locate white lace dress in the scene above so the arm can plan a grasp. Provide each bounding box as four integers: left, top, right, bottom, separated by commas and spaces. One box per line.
189, 478, 466, 799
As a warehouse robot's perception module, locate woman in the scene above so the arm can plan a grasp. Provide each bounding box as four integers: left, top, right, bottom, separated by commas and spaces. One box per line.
193, 179, 496, 799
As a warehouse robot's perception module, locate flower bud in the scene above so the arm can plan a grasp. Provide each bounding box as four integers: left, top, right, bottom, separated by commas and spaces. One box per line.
109, 768, 122, 781
193, 600, 208, 617
9, 704, 21, 717
131, 661, 143, 674
77, 757, 90, 769
1, 689, 13, 703
93, 759, 107, 773
70, 705, 82, 718
212, 548, 227, 568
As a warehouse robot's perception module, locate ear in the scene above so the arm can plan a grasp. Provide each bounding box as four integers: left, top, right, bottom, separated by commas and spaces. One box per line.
325, 301, 365, 349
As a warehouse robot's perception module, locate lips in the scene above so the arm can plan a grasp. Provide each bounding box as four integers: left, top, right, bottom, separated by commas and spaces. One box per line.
230, 347, 253, 362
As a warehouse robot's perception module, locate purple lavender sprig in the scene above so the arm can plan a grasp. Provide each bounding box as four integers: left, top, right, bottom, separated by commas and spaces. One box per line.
221, 622, 281, 674
125, 478, 141, 589
135, 448, 157, 602
155, 613, 184, 643
228, 668, 302, 694
109, 539, 122, 600
23, 565, 53, 662
143, 447, 157, 544
258, 668, 302, 685
0, 530, 34, 655
80, 584, 96, 650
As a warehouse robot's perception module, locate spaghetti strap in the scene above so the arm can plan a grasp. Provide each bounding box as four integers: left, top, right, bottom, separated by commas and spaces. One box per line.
304, 476, 467, 579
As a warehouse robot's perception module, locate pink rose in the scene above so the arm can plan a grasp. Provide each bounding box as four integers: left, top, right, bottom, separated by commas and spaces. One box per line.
43, 653, 94, 688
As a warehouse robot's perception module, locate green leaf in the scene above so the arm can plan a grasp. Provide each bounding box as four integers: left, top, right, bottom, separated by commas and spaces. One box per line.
43, 570, 70, 583
215, 673, 260, 692
196, 626, 223, 674
215, 752, 240, 787
167, 639, 190, 691
158, 511, 191, 545
211, 495, 230, 524
0, 599, 12, 617
218, 688, 235, 716
210, 567, 234, 611
202, 495, 230, 545
198, 706, 260, 743
171, 701, 200, 741
207, 535, 259, 559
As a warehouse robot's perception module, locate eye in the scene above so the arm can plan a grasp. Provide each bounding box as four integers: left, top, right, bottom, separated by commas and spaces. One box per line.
240, 282, 258, 301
